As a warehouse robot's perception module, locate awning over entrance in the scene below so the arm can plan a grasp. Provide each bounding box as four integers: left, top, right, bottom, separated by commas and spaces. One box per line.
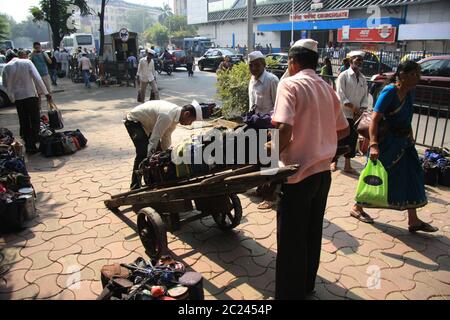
257, 18, 404, 32
398, 22, 450, 40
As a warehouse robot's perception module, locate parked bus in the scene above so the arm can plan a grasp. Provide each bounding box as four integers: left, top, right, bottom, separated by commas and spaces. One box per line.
183, 37, 213, 56
0, 40, 14, 51
60, 33, 95, 54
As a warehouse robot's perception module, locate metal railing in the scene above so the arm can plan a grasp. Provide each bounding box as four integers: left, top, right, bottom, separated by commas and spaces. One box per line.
319, 74, 449, 149
317, 49, 449, 77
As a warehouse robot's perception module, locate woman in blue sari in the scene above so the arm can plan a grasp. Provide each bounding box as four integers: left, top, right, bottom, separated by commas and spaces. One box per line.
350, 61, 438, 233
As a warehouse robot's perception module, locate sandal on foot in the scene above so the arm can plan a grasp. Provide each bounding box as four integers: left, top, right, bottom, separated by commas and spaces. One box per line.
258, 200, 274, 210
408, 222, 438, 233
350, 209, 374, 224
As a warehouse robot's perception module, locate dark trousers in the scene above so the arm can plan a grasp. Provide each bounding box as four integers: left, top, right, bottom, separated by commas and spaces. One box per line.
333, 118, 358, 162
187, 63, 194, 76
275, 171, 332, 300
49, 69, 57, 85
82, 70, 91, 88
124, 120, 149, 190
15, 97, 40, 150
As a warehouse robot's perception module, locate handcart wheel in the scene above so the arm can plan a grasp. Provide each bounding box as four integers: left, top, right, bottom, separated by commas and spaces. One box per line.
137, 207, 168, 260
213, 194, 242, 230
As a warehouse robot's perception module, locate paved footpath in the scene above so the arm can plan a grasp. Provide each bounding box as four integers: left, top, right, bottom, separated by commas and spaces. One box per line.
0, 78, 449, 300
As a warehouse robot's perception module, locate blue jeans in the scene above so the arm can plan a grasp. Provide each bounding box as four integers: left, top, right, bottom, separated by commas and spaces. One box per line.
49, 69, 57, 85
83, 70, 91, 87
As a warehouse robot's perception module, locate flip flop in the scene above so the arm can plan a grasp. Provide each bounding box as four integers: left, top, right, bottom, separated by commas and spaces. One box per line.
408, 222, 439, 233
258, 200, 274, 210
350, 209, 374, 224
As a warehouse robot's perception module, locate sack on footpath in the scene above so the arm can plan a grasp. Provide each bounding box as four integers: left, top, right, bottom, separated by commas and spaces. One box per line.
438, 166, 450, 187
39, 133, 65, 157
100, 263, 131, 288
48, 101, 64, 130
62, 136, 78, 154
423, 159, 440, 186
63, 130, 87, 148
355, 159, 389, 207
0, 199, 26, 233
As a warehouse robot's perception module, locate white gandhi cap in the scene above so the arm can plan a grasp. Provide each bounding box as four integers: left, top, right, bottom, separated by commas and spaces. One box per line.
291, 39, 319, 53
248, 51, 265, 63
191, 100, 203, 121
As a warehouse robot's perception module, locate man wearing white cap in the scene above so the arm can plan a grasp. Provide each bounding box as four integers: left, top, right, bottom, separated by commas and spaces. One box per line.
124, 100, 201, 189
137, 49, 159, 102
248, 50, 279, 209
331, 51, 368, 176
248, 50, 279, 114
271, 39, 349, 299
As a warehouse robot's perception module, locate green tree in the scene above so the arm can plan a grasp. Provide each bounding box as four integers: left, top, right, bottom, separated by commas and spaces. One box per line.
215, 62, 251, 118
163, 15, 197, 39
87, 0, 109, 57
30, 0, 90, 49
11, 17, 50, 44
0, 14, 11, 41
144, 23, 169, 47
158, 3, 173, 24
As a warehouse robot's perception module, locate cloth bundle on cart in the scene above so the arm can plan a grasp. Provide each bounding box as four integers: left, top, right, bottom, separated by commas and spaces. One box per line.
97, 255, 204, 300
0, 128, 35, 233
140, 127, 230, 185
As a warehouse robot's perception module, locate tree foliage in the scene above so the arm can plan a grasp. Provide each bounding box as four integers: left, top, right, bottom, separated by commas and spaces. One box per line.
144, 23, 169, 47
215, 62, 251, 118
163, 15, 197, 39
0, 14, 11, 41
30, 0, 90, 49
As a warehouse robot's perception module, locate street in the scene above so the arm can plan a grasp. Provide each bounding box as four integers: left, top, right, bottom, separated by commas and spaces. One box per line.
0, 69, 449, 300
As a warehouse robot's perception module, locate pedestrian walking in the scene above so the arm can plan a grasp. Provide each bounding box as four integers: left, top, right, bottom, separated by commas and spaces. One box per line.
47, 51, 58, 86
78, 53, 92, 89
137, 50, 159, 101
270, 39, 349, 300
331, 52, 368, 174
186, 50, 195, 77
2, 51, 53, 154
349, 61, 438, 233
29, 42, 53, 94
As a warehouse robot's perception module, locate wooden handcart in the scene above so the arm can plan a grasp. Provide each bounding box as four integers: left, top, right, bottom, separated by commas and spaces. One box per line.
104, 164, 299, 259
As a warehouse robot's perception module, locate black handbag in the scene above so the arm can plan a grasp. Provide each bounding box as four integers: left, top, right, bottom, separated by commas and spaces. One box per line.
48, 101, 64, 130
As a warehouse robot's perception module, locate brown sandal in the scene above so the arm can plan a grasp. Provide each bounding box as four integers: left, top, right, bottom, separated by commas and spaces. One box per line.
350, 209, 374, 224
258, 200, 274, 210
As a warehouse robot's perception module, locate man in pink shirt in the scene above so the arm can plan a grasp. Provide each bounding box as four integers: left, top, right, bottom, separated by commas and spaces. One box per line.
271, 39, 349, 300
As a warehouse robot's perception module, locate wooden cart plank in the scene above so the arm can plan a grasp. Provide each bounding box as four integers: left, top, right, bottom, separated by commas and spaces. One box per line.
104, 165, 298, 209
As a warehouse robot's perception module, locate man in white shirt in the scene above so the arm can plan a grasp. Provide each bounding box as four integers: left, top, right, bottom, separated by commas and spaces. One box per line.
248, 51, 279, 114
331, 52, 368, 174
247, 51, 279, 209
60, 49, 70, 77
2, 51, 53, 154
137, 50, 159, 102
78, 53, 92, 89
124, 100, 202, 189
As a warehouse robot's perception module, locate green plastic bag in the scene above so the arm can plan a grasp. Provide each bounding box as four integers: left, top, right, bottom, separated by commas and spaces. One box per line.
355, 160, 389, 207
